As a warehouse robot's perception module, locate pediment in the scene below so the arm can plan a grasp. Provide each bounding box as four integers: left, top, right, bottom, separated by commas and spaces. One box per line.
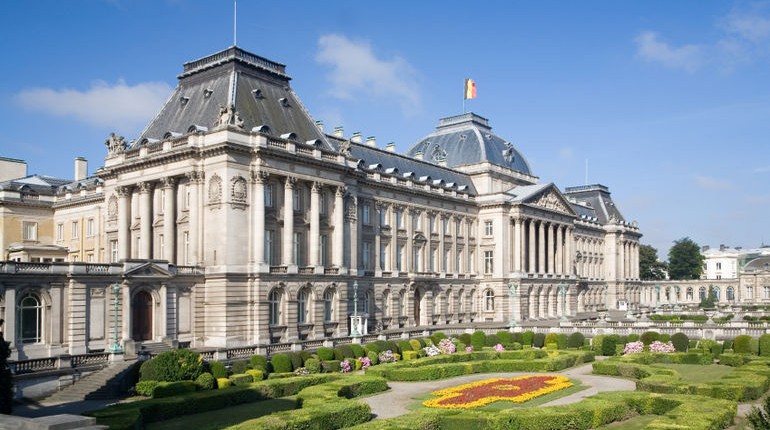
123, 262, 172, 278
526, 186, 576, 216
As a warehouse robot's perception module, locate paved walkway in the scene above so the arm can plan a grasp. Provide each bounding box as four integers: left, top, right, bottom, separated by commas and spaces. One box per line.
361, 362, 636, 419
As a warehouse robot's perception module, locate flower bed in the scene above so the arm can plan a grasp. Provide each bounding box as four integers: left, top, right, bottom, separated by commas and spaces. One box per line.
423, 375, 572, 409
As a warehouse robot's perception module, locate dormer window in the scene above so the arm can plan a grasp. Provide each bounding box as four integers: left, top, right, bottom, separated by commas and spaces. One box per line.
279, 97, 291, 107
252, 88, 264, 99
203, 88, 213, 98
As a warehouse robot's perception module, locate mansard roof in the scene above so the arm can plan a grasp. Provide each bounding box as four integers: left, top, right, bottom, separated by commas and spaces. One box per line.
405, 113, 532, 175
563, 184, 625, 225
133, 46, 332, 151
0, 175, 70, 195
744, 256, 770, 272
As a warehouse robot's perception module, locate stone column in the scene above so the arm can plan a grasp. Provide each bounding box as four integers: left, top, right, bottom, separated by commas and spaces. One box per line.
538, 221, 546, 274
348, 193, 359, 273
450, 216, 458, 275
116, 186, 132, 261
4, 288, 16, 348
252, 171, 267, 267
528, 219, 536, 273
333, 186, 345, 268
186, 172, 200, 265
513, 218, 522, 272
162, 177, 176, 263
617, 238, 625, 280
282, 177, 296, 266
138, 181, 153, 259
425, 210, 433, 272
565, 227, 573, 275
406, 207, 414, 273
556, 224, 563, 274
309, 182, 321, 267
547, 223, 555, 274
374, 202, 383, 273
439, 213, 446, 274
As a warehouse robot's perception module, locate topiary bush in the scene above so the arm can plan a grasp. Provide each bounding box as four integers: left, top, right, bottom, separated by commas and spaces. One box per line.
497, 331, 512, 346
430, 332, 447, 345
471, 330, 486, 351
271, 353, 293, 373
671, 332, 689, 352
287, 352, 304, 370
135, 380, 159, 397
305, 358, 321, 374
228, 374, 253, 386
759, 334, 770, 357
408, 339, 422, 351
139, 349, 204, 382
209, 361, 227, 379
544, 333, 559, 347
723, 338, 733, 352
485, 334, 499, 347
216, 378, 232, 389
350, 344, 366, 358
459, 333, 472, 346
195, 372, 215, 390
627, 333, 640, 342
592, 335, 605, 354
249, 354, 268, 372
556, 334, 568, 350
567, 332, 585, 349
512, 332, 523, 344
397, 340, 413, 353
751, 338, 761, 355
231, 359, 249, 375
245, 369, 264, 381
602, 335, 619, 357
640, 331, 660, 346
733, 335, 752, 354
317, 347, 335, 361
659, 333, 671, 343
533, 332, 546, 348
522, 331, 534, 347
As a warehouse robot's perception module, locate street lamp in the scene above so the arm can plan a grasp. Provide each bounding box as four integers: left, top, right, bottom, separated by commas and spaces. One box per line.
558, 283, 568, 321
109, 283, 123, 354
351, 281, 361, 337
508, 281, 518, 328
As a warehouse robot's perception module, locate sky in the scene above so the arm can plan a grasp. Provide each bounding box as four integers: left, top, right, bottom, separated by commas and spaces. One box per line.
1, 0, 769, 260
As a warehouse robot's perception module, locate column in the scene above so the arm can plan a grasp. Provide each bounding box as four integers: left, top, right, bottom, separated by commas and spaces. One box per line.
282, 177, 296, 266
389, 205, 397, 272
406, 208, 414, 272
565, 227, 573, 276
4, 288, 16, 348
138, 181, 153, 259
555, 225, 563, 274
617, 238, 625, 280
309, 182, 321, 267
186, 172, 200, 265
252, 171, 267, 266
116, 186, 132, 261
333, 185, 345, 267
528, 219, 536, 273
162, 177, 176, 263
425, 210, 433, 272
348, 194, 359, 273
538, 221, 546, 274
450, 216, 458, 275
374, 202, 383, 273
513, 218, 522, 272
547, 223, 555, 274
439, 213, 446, 273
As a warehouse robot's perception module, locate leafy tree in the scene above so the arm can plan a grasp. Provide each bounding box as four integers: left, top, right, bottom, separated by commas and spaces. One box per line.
667, 237, 704, 280
748, 394, 770, 430
0, 320, 12, 414
699, 286, 717, 309
639, 244, 668, 280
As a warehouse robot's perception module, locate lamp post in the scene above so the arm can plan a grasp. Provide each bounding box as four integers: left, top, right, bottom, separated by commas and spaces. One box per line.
109, 283, 123, 354
351, 280, 361, 337
508, 281, 518, 328
558, 283, 567, 321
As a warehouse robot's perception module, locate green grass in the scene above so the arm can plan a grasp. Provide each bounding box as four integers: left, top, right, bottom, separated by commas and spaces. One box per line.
144, 397, 298, 430
597, 414, 657, 430
651, 363, 735, 383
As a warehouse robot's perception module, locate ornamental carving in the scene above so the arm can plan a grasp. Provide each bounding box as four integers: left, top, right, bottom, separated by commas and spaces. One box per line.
214, 104, 244, 129
208, 174, 222, 204
231, 175, 247, 203
107, 195, 118, 220
105, 132, 126, 155
346, 195, 358, 221
502, 142, 515, 163
534, 191, 570, 214
90, 287, 106, 298
116, 186, 132, 198
339, 140, 352, 158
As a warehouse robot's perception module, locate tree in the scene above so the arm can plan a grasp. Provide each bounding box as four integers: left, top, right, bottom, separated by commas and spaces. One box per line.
639, 244, 668, 280
747, 393, 770, 430
0, 320, 12, 414
667, 237, 704, 280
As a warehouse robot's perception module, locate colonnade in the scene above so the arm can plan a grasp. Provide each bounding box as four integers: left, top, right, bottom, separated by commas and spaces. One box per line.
511, 218, 573, 276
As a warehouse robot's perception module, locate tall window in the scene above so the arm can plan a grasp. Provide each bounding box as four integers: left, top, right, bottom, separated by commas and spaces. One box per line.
716, 262, 722, 270
484, 250, 494, 274
764, 286, 770, 300
429, 215, 435, 233
268, 289, 282, 326
484, 220, 493, 236
380, 207, 388, 227
293, 232, 302, 265
686, 287, 693, 301
380, 243, 387, 270
362, 204, 370, 225
398, 291, 405, 317
382, 291, 390, 317
323, 289, 334, 321
159, 234, 165, 259
699, 287, 706, 300
396, 244, 404, 271
443, 218, 449, 234
18, 292, 42, 343
485, 290, 495, 311
293, 188, 301, 211
396, 208, 403, 229
747, 286, 753, 299
363, 291, 372, 315
110, 240, 119, 263
362, 242, 371, 269
320, 234, 328, 266
443, 249, 449, 272
22, 221, 38, 241
429, 247, 436, 272
469, 292, 475, 314
319, 192, 327, 215
86, 218, 95, 237
71, 220, 79, 239
265, 230, 275, 265
183, 232, 190, 264
56, 223, 64, 241
470, 249, 476, 272
297, 288, 309, 323
264, 184, 274, 208
727, 286, 735, 301
456, 249, 462, 273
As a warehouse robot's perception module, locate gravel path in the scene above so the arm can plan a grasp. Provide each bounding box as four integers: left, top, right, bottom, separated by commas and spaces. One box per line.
361, 362, 636, 419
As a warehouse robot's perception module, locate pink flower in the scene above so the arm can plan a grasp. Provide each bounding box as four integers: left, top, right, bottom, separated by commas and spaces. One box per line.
465, 346, 474, 353
494, 343, 505, 352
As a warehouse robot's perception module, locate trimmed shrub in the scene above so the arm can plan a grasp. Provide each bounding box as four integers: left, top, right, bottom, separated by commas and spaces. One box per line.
497, 331, 512, 346
710, 343, 723, 356
194, 372, 215, 391
602, 335, 619, 357
627, 333, 640, 342
322, 360, 341, 373
557, 333, 568, 350
689, 339, 698, 349
659, 333, 671, 343
522, 331, 534, 347
317, 347, 335, 361
216, 377, 231, 389
533, 332, 546, 348
397, 340, 413, 353
135, 380, 159, 397
430, 332, 448, 345
408, 339, 422, 351
544, 333, 559, 346
299, 350, 311, 364
271, 353, 293, 373
231, 359, 249, 375
305, 358, 321, 374
246, 369, 264, 381
485, 334, 499, 347
751, 338, 761, 355
402, 351, 418, 361
458, 333, 472, 346
366, 351, 379, 366
671, 332, 689, 352
337, 344, 356, 359
249, 355, 268, 372
759, 334, 770, 357
209, 361, 227, 379
640, 331, 660, 346
734, 335, 753, 354
287, 352, 304, 370
350, 344, 365, 358
723, 338, 734, 352
567, 332, 585, 348
471, 330, 486, 351
139, 349, 204, 382
511, 332, 523, 344
152, 381, 197, 398
416, 338, 427, 348
229, 374, 253, 386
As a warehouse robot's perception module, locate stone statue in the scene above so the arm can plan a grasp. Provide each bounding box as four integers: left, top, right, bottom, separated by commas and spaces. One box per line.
339, 140, 352, 158
214, 104, 244, 129
105, 133, 126, 155
502, 142, 515, 163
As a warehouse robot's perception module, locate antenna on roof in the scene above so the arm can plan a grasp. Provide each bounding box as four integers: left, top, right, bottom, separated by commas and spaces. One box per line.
233, 0, 237, 46
585, 159, 589, 185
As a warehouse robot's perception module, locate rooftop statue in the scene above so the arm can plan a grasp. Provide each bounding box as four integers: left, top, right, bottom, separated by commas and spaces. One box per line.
214, 104, 244, 129
105, 133, 126, 155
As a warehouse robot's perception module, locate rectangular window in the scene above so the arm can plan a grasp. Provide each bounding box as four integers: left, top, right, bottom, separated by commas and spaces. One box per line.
456, 249, 462, 273
110, 240, 119, 263
293, 232, 302, 265
470, 249, 476, 272
86, 253, 94, 263
71, 220, 79, 239
716, 262, 722, 270
363, 242, 371, 269
443, 218, 449, 234
484, 250, 494, 274
264, 184, 274, 208
362, 204, 370, 225
765, 286, 770, 300
22, 221, 38, 241
320, 234, 328, 266
414, 213, 421, 231
86, 218, 95, 237
159, 189, 166, 214
56, 223, 64, 241
380, 242, 387, 269
293, 189, 301, 211
183, 232, 190, 264
380, 208, 388, 227
71, 254, 80, 262
484, 220, 493, 236
443, 249, 450, 272
430, 247, 436, 272
397, 244, 404, 271
429, 215, 435, 233
319, 193, 327, 215
396, 208, 403, 229
265, 230, 275, 265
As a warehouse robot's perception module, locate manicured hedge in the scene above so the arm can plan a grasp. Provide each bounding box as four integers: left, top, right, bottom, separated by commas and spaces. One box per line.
567, 332, 585, 348
640, 331, 660, 346
249, 354, 268, 372
270, 353, 293, 373
760, 334, 770, 357
316, 347, 335, 361
139, 349, 205, 382
671, 332, 689, 352
194, 372, 215, 390
209, 361, 227, 379
734, 335, 752, 353
152, 381, 197, 398
533, 332, 546, 348
470, 331, 486, 350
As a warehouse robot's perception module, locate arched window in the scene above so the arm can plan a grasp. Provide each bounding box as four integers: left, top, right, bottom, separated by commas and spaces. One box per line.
686, 287, 693, 301
699, 287, 707, 300
727, 286, 735, 301
323, 289, 334, 322
713, 287, 720, 300
18, 292, 42, 343
485, 289, 495, 311
297, 288, 310, 324
268, 289, 282, 326
382, 290, 390, 317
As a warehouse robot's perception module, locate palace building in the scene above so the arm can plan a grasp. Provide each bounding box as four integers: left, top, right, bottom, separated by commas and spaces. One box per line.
0, 46, 642, 360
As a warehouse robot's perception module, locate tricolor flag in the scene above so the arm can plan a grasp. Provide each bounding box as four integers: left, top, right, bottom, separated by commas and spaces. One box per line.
464, 78, 477, 100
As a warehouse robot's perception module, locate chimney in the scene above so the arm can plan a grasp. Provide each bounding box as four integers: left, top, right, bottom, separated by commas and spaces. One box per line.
333, 126, 344, 138
702, 245, 710, 252
75, 157, 87, 181
351, 132, 362, 144
386, 142, 396, 152
365, 136, 377, 147
315, 120, 324, 132
720, 244, 726, 251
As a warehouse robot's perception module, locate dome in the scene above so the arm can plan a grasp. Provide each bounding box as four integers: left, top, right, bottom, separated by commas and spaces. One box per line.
405, 113, 532, 175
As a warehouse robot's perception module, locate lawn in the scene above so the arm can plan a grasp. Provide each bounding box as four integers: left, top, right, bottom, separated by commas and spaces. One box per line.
651, 363, 735, 383
144, 397, 297, 430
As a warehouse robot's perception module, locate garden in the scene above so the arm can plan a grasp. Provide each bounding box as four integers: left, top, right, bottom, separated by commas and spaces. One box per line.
84, 330, 770, 429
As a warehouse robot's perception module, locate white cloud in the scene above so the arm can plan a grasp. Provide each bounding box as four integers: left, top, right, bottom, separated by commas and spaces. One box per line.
754, 166, 770, 173
15, 80, 172, 133
693, 175, 733, 191
634, 31, 703, 72
722, 13, 770, 43
558, 147, 574, 159
316, 34, 421, 115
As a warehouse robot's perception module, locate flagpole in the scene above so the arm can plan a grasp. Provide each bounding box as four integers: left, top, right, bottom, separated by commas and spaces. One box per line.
462, 78, 466, 113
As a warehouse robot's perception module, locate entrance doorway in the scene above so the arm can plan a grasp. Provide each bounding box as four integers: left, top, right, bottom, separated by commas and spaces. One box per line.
132, 291, 153, 341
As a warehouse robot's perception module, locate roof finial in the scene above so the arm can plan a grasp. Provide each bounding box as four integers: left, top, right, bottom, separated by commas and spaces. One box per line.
233, 0, 237, 46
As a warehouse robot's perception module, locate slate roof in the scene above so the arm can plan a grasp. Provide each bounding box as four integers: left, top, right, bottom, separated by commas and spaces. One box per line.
405, 113, 532, 175
0, 175, 70, 195
563, 184, 625, 224
133, 46, 332, 151
744, 256, 770, 272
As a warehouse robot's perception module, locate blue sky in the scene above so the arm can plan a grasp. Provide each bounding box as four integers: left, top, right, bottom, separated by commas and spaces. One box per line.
1, 0, 769, 260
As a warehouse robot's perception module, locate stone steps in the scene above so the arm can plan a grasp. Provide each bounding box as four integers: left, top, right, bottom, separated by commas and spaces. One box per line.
42, 360, 137, 404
